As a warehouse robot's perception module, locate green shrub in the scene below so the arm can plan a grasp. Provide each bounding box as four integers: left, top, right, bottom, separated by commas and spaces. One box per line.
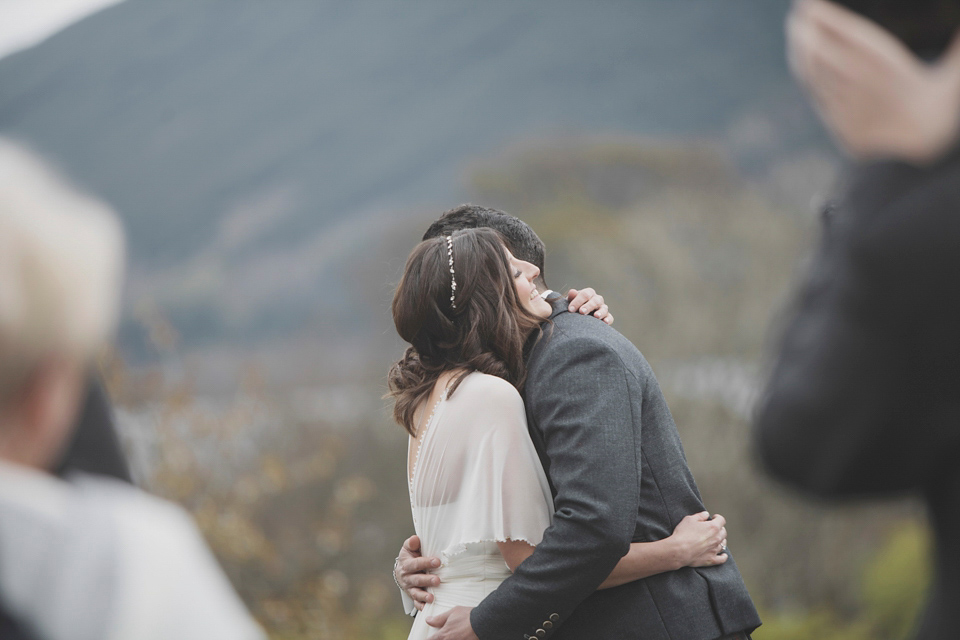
756, 520, 931, 640
753, 610, 872, 640
861, 521, 931, 639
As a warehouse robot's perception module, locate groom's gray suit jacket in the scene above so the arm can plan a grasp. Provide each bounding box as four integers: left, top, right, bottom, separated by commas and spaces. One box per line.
471, 301, 760, 640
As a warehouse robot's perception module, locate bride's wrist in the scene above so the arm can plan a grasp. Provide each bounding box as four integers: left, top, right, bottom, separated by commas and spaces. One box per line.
665, 536, 688, 571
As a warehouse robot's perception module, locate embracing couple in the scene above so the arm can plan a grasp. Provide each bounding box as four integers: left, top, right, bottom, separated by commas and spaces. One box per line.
387, 205, 760, 640
389, 205, 760, 640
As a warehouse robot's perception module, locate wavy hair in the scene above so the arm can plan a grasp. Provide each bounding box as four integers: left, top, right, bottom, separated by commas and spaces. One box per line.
387, 228, 544, 436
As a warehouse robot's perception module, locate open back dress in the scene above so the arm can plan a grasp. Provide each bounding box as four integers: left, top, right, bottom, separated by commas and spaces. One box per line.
405, 372, 553, 639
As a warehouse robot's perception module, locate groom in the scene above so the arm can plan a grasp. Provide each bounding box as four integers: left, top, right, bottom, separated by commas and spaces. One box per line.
396, 205, 760, 639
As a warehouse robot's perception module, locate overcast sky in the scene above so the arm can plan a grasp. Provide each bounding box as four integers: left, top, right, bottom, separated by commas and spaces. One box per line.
0, 0, 124, 60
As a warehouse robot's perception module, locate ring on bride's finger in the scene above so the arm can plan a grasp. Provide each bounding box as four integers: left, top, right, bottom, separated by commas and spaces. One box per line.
718, 546, 728, 555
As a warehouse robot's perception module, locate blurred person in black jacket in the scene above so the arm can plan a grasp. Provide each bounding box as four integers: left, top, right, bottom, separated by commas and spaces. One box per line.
755, 1, 960, 638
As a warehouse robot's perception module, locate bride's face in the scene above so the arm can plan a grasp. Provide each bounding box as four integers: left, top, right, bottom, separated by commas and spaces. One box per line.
506, 247, 552, 319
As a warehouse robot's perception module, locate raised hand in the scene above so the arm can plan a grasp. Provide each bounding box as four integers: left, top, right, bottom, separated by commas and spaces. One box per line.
395, 534, 442, 611
566, 287, 613, 325
670, 511, 728, 568
788, 0, 960, 164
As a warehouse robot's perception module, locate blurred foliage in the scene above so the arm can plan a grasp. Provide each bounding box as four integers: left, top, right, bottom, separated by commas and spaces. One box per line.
754, 610, 873, 640
471, 140, 810, 361
860, 522, 931, 638
106, 139, 930, 639
103, 349, 413, 640
757, 521, 931, 639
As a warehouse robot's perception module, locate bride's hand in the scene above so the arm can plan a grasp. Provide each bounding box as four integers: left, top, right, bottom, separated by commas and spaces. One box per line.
669, 511, 728, 568
566, 288, 614, 325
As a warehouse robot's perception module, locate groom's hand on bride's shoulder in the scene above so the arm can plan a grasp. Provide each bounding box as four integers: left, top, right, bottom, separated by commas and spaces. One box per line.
396, 535, 442, 610
566, 287, 614, 325
426, 606, 478, 640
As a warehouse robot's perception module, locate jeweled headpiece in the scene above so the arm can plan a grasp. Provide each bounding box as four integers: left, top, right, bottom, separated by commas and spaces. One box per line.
446, 235, 457, 309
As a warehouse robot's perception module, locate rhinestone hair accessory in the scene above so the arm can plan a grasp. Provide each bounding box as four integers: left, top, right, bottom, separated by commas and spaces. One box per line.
446, 235, 457, 309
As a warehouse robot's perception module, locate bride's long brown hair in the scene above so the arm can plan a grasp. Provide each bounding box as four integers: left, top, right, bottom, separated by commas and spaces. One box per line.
387, 228, 545, 436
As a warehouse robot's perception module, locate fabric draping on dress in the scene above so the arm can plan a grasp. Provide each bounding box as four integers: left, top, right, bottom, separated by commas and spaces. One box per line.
408, 371, 554, 565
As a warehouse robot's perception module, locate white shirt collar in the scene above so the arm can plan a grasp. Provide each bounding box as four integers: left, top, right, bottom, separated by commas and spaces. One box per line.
0, 459, 72, 522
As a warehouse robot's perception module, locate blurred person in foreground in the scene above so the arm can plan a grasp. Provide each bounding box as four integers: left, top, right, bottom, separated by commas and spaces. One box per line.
755, 1, 960, 638
394, 206, 760, 640
0, 139, 265, 640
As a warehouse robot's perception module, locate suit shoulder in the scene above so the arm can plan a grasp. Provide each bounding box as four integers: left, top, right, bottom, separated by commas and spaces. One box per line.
546, 310, 613, 340
530, 314, 655, 386
539, 312, 642, 359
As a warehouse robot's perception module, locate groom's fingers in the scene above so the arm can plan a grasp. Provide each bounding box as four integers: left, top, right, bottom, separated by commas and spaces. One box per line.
401, 555, 441, 574
401, 570, 441, 589
426, 610, 451, 628
403, 534, 422, 554
398, 553, 442, 597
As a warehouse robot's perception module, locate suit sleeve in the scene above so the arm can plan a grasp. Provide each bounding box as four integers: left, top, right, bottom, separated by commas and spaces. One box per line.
471, 334, 639, 639
754, 153, 960, 497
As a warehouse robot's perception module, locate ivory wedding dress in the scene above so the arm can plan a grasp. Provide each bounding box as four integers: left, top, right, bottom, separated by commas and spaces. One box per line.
405, 372, 553, 640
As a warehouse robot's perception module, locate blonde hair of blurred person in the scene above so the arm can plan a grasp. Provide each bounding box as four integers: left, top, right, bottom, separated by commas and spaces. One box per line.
0, 139, 123, 470
0, 139, 265, 640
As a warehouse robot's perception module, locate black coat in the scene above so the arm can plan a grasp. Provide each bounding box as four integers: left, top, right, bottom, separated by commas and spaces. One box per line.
54, 378, 131, 483
755, 149, 960, 640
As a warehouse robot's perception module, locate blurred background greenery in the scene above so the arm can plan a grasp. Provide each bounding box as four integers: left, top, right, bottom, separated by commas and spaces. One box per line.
0, 2, 932, 638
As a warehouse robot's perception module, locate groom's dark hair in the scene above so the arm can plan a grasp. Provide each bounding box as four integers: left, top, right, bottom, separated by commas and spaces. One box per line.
423, 204, 546, 275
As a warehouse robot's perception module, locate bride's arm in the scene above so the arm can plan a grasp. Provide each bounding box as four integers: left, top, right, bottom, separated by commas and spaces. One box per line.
598, 512, 727, 589
498, 539, 536, 572
497, 511, 728, 589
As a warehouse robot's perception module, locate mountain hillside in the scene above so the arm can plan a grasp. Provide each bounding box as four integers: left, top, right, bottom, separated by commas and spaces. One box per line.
0, 0, 834, 362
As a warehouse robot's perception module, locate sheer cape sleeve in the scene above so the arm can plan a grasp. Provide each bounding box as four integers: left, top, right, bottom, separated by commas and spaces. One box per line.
410, 373, 553, 563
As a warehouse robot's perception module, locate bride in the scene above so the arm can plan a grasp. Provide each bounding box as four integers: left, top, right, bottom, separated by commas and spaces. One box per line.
388, 228, 727, 639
